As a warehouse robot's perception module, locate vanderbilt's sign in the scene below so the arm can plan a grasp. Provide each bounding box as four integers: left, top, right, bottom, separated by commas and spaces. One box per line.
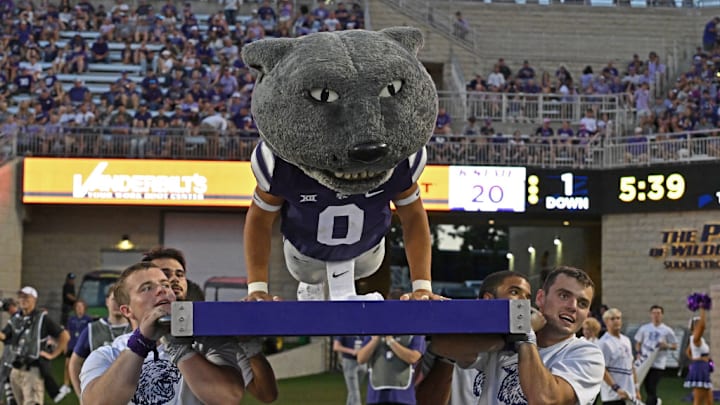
648, 224, 720, 270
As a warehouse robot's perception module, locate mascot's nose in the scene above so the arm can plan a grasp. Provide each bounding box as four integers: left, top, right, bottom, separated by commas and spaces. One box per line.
348, 142, 388, 164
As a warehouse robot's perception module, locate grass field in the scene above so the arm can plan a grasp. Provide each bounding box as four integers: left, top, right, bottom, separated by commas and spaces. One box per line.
42, 359, 694, 404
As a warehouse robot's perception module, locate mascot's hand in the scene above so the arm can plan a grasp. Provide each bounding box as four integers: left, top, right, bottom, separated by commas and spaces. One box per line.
245, 292, 282, 302
400, 290, 448, 301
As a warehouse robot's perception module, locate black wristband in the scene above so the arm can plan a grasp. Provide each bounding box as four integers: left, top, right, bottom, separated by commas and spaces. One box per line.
611, 383, 620, 392
427, 348, 455, 365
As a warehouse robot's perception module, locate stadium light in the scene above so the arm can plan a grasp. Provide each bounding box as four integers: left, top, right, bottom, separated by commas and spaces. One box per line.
116, 235, 135, 251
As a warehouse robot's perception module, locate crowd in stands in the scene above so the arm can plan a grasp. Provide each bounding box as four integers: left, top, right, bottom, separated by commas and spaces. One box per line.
426, 24, 720, 165
0, 0, 365, 159
0, 0, 718, 166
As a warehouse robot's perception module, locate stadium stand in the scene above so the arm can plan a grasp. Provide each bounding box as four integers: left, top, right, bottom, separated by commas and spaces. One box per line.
0, 0, 719, 169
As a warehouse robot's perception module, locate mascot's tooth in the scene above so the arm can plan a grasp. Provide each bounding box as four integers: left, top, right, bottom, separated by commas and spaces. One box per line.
334, 171, 344, 178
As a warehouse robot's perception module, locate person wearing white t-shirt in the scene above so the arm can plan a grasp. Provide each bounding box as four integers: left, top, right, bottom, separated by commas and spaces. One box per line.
634, 305, 678, 405
79, 262, 250, 405
201, 110, 229, 132
487, 65, 506, 90
579, 109, 598, 135
431, 267, 605, 405
598, 308, 641, 404
416, 271, 534, 405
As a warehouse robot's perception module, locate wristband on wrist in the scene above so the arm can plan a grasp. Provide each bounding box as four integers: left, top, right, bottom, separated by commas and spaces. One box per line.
514, 329, 537, 350
127, 328, 158, 361
611, 383, 620, 392
248, 281, 269, 295
412, 279, 432, 292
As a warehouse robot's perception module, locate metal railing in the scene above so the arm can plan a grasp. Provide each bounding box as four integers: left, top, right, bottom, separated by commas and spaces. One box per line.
438, 91, 625, 135
2, 126, 720, 169
381, 0, 479, 52
1, 127, 261, 164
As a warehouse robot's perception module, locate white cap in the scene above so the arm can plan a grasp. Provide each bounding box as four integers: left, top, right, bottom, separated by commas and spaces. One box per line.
19, 286, 38, 298
231, 92, 241, 98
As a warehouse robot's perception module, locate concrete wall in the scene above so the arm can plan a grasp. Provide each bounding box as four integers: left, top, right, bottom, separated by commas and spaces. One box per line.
509, 224, 601, 297
0, 159, 23, 326
20, 205, 295, 322
602, 212, 719, 329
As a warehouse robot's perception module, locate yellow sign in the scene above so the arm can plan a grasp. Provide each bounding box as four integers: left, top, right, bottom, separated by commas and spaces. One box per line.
419, 165, 449, 211
22, 158, 451, 210
23, 158, 256, 207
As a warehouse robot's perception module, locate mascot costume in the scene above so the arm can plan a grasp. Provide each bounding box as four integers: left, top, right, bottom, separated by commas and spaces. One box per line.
241, 27, 439, 301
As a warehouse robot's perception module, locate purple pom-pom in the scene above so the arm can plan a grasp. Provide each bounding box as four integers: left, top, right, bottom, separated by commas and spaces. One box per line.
701, 294, 712, 310
688, 293, 702, 312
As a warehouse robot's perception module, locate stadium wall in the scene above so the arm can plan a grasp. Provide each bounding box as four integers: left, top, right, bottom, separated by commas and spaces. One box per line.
0, 159, 22, 300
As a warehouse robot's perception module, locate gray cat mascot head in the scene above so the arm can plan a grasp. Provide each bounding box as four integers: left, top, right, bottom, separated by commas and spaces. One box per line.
241, 27, 438, 195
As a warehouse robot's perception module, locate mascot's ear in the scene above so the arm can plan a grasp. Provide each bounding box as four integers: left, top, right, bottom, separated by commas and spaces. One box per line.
241, 38, 296, 77
379, 26, 424, 56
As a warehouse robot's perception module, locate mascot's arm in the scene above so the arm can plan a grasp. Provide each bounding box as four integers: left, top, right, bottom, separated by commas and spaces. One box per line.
394, 183, 442, 300
244, 187, 284, 301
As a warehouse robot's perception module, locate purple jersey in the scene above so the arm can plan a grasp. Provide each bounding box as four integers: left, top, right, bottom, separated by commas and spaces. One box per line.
67, 314, 93, 351
251, 142, 426, 261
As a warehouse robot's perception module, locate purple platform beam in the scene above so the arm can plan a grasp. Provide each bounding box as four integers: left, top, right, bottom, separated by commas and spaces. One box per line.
171, 299, 530, 337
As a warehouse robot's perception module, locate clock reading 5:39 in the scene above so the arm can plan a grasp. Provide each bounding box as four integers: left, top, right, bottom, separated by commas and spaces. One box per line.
618, 173, 686, 202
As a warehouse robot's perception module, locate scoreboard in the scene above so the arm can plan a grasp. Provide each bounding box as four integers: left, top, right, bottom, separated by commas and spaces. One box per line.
601, 163, 720, 213
22, 158, 720, 214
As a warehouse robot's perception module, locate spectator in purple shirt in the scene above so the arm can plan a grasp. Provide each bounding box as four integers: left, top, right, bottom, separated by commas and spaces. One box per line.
188, 82, 207, 103
703, 17, 719, 51
0, 0, 14, 20
626, 127, 648, 163
535, 118, 554, 143
206, 82, 227, 107
312, 0, 330, 20
142, 80, 164, 110
161, 0, 177, 19
217, 67, 238, 96
257, 0, 277, 20
516, 60, 536, 82
434, 107, 452, 135
64, 300, 92, 392
521, 78, 541, 94
647, 51, 666, 79
635, 82, 651, 119
195, 39, 216, 65
15, 19, 32, 45
66, 43, 87, 73
133, 102, 153, 128
90, 36, 110, 63
13, 67, 34, 94
38, 88, 55, 112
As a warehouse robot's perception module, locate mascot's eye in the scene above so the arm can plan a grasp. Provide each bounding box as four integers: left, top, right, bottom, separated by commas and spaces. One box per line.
379, 80, 403, 98
309, 88, 339, 103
